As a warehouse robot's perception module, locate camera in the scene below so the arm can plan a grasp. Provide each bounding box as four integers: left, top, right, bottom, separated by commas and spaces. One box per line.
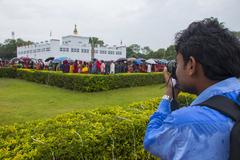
166, 60, 177, 79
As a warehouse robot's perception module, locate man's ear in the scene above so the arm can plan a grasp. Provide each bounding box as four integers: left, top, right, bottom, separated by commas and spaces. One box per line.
187, 56, 197, 76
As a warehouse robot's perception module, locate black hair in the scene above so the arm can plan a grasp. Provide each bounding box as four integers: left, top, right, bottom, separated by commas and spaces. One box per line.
175, 17, 240, 80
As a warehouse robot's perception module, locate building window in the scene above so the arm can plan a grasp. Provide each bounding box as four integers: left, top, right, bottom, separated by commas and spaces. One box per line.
81, 49, 89, 53
108, 51, 114, 55
100, 50, 107, 54
95, 50, 98, 54
71, 48, 79, 52
60, 48, 69, 52
116, 51, 122, 55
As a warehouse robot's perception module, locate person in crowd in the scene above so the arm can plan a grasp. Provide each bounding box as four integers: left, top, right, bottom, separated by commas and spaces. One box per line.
56, 62, 61, 71
29, 60, 34, 69
144, 18, 240, 160
40, 60, 45, 70
17, 61, 23, 68
48, 60, 53, 71
35, 62, 41, 70
78, 61, 83, 73
100, 60, 105, 74
88, 61, 93, 74
110, 61, 115, 74
69, 62, 74, 73
91, 59, 97, 74
62, 60, 70, 73
96, 60, 101, 74
105, 61, 110, 74
147, 63, 151, 73
82, 62, 88, 74
127, 62, 133, 73
73, 60, 78, 73
123, 61, 128, 73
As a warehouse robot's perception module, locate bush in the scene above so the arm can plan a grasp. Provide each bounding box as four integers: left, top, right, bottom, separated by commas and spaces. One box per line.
0, 67, 16, 78
177, 92, 196, 107
1, 68, 164, 92
0, 98, 161, 159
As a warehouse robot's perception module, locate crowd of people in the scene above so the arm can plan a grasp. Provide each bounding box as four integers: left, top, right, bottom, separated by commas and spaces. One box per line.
0, 60, 8, 68
0, 58, 166, 74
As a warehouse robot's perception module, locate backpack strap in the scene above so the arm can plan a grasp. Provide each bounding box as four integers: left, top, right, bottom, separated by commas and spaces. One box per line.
197, 95, 240, 121
197, 95, 240, 160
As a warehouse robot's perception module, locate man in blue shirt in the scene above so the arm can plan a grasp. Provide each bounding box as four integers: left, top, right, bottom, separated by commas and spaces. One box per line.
144, 18, 240, 160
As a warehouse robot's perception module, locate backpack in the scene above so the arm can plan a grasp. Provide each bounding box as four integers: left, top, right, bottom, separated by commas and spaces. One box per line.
197, 95, 240, 160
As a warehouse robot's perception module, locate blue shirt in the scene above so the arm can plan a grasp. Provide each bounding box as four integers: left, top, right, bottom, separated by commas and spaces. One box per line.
144, 77, 240, 160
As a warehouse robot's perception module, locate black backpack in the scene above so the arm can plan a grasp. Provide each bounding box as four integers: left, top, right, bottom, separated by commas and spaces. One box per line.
197, 95, 240, 160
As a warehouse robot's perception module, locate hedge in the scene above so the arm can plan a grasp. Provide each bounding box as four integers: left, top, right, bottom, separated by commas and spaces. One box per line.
0, 93, 195, 160
178, 92, 196, 106
0, 68, 164, 92
0, 67, 16, 78
0, 98, 160, 159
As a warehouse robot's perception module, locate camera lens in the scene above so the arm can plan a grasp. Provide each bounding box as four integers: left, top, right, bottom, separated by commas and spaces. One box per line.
166, 60, 177, 79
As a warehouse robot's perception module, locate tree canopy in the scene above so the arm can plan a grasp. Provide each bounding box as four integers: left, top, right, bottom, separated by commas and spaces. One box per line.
89, 37, 104, 60
126, 44, 176, 60
0, 38, 33, 60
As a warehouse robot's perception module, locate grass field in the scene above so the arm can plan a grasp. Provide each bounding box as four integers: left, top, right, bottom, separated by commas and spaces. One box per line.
0, 78, 165, 125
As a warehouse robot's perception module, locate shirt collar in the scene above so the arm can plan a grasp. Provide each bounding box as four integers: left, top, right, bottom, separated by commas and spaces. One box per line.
191, 77, 240, 105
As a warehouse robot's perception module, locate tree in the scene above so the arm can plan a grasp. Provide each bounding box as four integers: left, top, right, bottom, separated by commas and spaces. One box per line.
89, 37, 104, 61
126, 44, 176, 60
142, 46, 152, 55
146, 48, 165, 59
232, 31, 240, 40
126, 46, 136, 58
0, 38, 33, 60
129, 44, 141, 53
127, 44, 142, 58
164, 45, 176, 60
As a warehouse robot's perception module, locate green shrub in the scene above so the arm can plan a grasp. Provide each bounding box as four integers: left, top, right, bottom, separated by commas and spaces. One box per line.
0, 98, 161, 160
0, 86, 197, 159
0, 67, 16, 78
0, 68, 164, 92
178, 92, 196, 106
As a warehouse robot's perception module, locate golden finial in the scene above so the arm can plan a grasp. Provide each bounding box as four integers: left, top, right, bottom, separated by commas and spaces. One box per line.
73, 24, 78, 35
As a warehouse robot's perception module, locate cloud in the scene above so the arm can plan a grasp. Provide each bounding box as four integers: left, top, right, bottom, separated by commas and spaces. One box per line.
0, 0, 239, 50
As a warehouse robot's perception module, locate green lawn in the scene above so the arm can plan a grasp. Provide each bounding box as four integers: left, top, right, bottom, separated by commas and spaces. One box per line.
0, 78, 165, 125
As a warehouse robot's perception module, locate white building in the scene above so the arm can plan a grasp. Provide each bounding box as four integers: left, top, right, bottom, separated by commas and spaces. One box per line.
17, 26, 126, 62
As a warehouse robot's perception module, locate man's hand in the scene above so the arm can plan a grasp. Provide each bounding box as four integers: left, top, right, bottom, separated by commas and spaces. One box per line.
163, 67, 180, 99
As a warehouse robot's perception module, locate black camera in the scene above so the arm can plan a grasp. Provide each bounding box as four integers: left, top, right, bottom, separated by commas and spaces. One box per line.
166, 60, 177, 79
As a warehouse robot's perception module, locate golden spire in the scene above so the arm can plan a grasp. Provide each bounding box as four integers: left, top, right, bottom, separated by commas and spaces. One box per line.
73, 24, 78, 35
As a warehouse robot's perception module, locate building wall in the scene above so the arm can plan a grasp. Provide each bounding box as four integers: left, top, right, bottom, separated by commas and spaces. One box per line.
17, 35, 126, 62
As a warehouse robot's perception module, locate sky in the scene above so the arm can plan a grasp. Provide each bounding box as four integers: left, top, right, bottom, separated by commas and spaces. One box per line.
0, 0, 239, 50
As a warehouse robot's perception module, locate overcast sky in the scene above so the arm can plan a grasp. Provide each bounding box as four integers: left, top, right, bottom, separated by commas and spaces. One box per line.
0, 0, 239, 50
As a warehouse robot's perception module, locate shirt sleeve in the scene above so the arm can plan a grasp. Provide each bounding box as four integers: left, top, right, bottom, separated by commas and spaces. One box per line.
144, 99, 182, 159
